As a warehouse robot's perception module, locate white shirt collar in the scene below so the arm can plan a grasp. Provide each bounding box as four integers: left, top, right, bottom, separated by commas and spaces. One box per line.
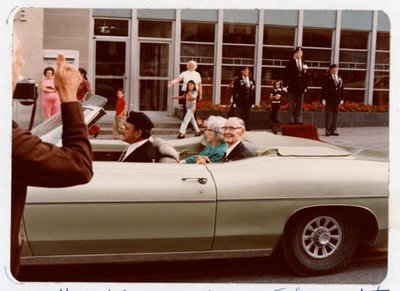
225, 140, 241, 158
122, 139, 149, 161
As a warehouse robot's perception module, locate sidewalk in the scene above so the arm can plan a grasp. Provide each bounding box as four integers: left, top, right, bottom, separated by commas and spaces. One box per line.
317, 127, 389, 153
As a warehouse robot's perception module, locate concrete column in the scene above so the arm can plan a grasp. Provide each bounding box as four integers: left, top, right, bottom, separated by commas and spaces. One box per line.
214, 9, 224, 104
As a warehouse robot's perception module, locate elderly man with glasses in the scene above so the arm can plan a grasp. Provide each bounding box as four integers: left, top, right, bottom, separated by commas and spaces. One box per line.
221, 117, 255, 162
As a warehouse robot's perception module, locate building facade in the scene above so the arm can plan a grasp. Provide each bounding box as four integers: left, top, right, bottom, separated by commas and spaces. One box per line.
13, 8, 390, 118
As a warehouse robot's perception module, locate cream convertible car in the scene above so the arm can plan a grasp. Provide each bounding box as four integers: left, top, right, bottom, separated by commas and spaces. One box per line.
21, 101, 388, 276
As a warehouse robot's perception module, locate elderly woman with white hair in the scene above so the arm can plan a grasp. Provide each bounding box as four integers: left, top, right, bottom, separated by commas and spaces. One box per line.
181, 115, 228, 164
169, 60, 203, 100
169, 60, 203, 124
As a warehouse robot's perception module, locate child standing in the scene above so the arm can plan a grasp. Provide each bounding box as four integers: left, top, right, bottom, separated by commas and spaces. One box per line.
113, 88, 127, 139
173, 80, 201, 139
270, 80, 284, 124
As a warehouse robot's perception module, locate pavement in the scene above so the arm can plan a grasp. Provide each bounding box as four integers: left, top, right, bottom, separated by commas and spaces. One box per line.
317, 126, 389, 153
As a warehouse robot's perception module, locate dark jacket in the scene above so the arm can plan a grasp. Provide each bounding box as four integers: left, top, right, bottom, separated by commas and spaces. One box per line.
122, 140, 157, 163
223, 141, 255, 162
232, 76, 256, 109
11, 102, 93, 276
321, 74, 344, 106
284, 58, 308, 94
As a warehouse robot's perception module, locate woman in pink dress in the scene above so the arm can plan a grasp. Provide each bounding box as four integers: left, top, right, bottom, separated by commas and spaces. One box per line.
41, 67, 60, 119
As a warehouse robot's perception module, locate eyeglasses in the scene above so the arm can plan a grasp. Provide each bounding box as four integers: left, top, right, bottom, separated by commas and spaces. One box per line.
221, 126, 243, 131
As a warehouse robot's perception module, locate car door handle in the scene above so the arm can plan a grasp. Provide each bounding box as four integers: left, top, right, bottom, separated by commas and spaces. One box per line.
182, 177, 208, 185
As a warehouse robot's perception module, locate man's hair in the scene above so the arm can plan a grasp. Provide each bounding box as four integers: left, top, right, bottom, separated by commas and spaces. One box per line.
227, 117, 245, 128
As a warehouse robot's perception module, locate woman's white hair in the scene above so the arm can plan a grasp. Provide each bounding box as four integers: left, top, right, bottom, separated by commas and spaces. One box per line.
187, 60, 198, 70
206, 115, 226, 133
205, 115, 227, 144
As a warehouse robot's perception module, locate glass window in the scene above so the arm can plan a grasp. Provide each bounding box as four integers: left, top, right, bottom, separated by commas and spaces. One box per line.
181, 44, 215, 64
304, 48, 332, 68
340, 70, 367, 89
303, 28, 332, 48
339, 50, 368, 69
181, 22, 215, 42
375, 52, 389, 70
139, 80, 168, 111
94, 18, 129, 36
307, 68, 328, 88
262, 47, 293, 66
222, 45, 255, 65
373, 91, 389, 106
374, 72, 389, 89
264, 27, 295, 45
95, 41, 126, 76
223, 24, 256, 44
376, 32, 390, 50
95, 78, 123, 110
139, 43, 169, 77
343, 90, 365, 103
138, 20, 172, 38
261, 67, 285, 86
340, 30, 369, 49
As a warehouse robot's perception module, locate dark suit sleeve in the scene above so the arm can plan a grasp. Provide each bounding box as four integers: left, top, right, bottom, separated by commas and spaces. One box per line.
12, 102, 93, 187
232, 78, 240, 105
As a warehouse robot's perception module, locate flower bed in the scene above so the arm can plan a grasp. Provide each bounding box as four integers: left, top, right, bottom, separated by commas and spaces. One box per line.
197, 100, 389, 113
190, 100, 389, 129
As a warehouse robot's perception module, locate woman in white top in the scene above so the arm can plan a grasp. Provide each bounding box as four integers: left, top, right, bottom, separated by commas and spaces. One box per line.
169, 60, 203, 100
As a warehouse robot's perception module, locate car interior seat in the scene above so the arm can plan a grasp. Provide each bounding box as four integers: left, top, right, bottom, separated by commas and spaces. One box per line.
152, 138, 180, 163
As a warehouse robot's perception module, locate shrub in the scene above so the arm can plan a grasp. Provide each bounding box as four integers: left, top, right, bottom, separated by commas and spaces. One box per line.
196, 100, 389, 113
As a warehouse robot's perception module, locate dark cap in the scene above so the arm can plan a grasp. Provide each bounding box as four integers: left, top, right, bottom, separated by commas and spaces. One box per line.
329, 63, 338, 69
126, 111, 154, 132
293, 46, 303, 54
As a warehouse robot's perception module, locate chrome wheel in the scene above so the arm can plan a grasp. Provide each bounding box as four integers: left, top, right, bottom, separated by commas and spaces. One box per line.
302, 216, 342, 259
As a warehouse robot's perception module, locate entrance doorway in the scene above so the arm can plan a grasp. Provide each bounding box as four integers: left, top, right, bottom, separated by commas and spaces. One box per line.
138, 41, 171, 112
94, 39, 129, 110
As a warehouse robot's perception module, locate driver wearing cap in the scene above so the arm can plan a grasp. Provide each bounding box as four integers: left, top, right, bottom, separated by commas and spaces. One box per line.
119, 111, 157, 163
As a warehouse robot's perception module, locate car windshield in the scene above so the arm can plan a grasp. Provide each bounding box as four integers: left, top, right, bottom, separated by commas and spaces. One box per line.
31, 106, 101, 145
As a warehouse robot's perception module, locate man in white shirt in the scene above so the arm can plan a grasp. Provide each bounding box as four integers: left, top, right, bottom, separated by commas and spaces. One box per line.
119, 111, 157, 162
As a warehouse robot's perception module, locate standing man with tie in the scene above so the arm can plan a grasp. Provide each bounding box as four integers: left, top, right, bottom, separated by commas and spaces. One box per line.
321, 64, 344, 136
232, 66, 256, 130
283, 47, 308, 124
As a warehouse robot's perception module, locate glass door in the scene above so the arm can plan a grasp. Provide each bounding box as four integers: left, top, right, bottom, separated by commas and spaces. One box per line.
138, 41, 170, 111
94, 39, 129, 110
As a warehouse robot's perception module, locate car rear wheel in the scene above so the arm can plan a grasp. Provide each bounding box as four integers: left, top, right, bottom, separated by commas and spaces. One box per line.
282, 209, 359, 276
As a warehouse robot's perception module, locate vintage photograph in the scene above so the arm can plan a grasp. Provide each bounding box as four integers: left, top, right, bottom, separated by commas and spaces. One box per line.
2, 2, 395, 291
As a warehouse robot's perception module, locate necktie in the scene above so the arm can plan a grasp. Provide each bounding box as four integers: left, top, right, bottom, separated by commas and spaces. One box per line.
118, 146, 129, 162
297, 59, 302, 72
244, 77, 250, 88
333, 74, 338, 85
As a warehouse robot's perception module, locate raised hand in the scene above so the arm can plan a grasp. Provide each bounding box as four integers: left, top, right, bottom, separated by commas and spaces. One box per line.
54, 54, 81, 103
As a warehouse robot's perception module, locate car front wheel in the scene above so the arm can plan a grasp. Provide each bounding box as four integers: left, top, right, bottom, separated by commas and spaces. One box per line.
282, 209, 359, 276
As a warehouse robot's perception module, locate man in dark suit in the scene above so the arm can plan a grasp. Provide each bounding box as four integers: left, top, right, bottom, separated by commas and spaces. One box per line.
232, 66, 255, 130
221, 117, 254, 162
321, 64, 344, 136
284, 46, 308, 124
12, 37, 93, 277
119, 111, 157, 162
